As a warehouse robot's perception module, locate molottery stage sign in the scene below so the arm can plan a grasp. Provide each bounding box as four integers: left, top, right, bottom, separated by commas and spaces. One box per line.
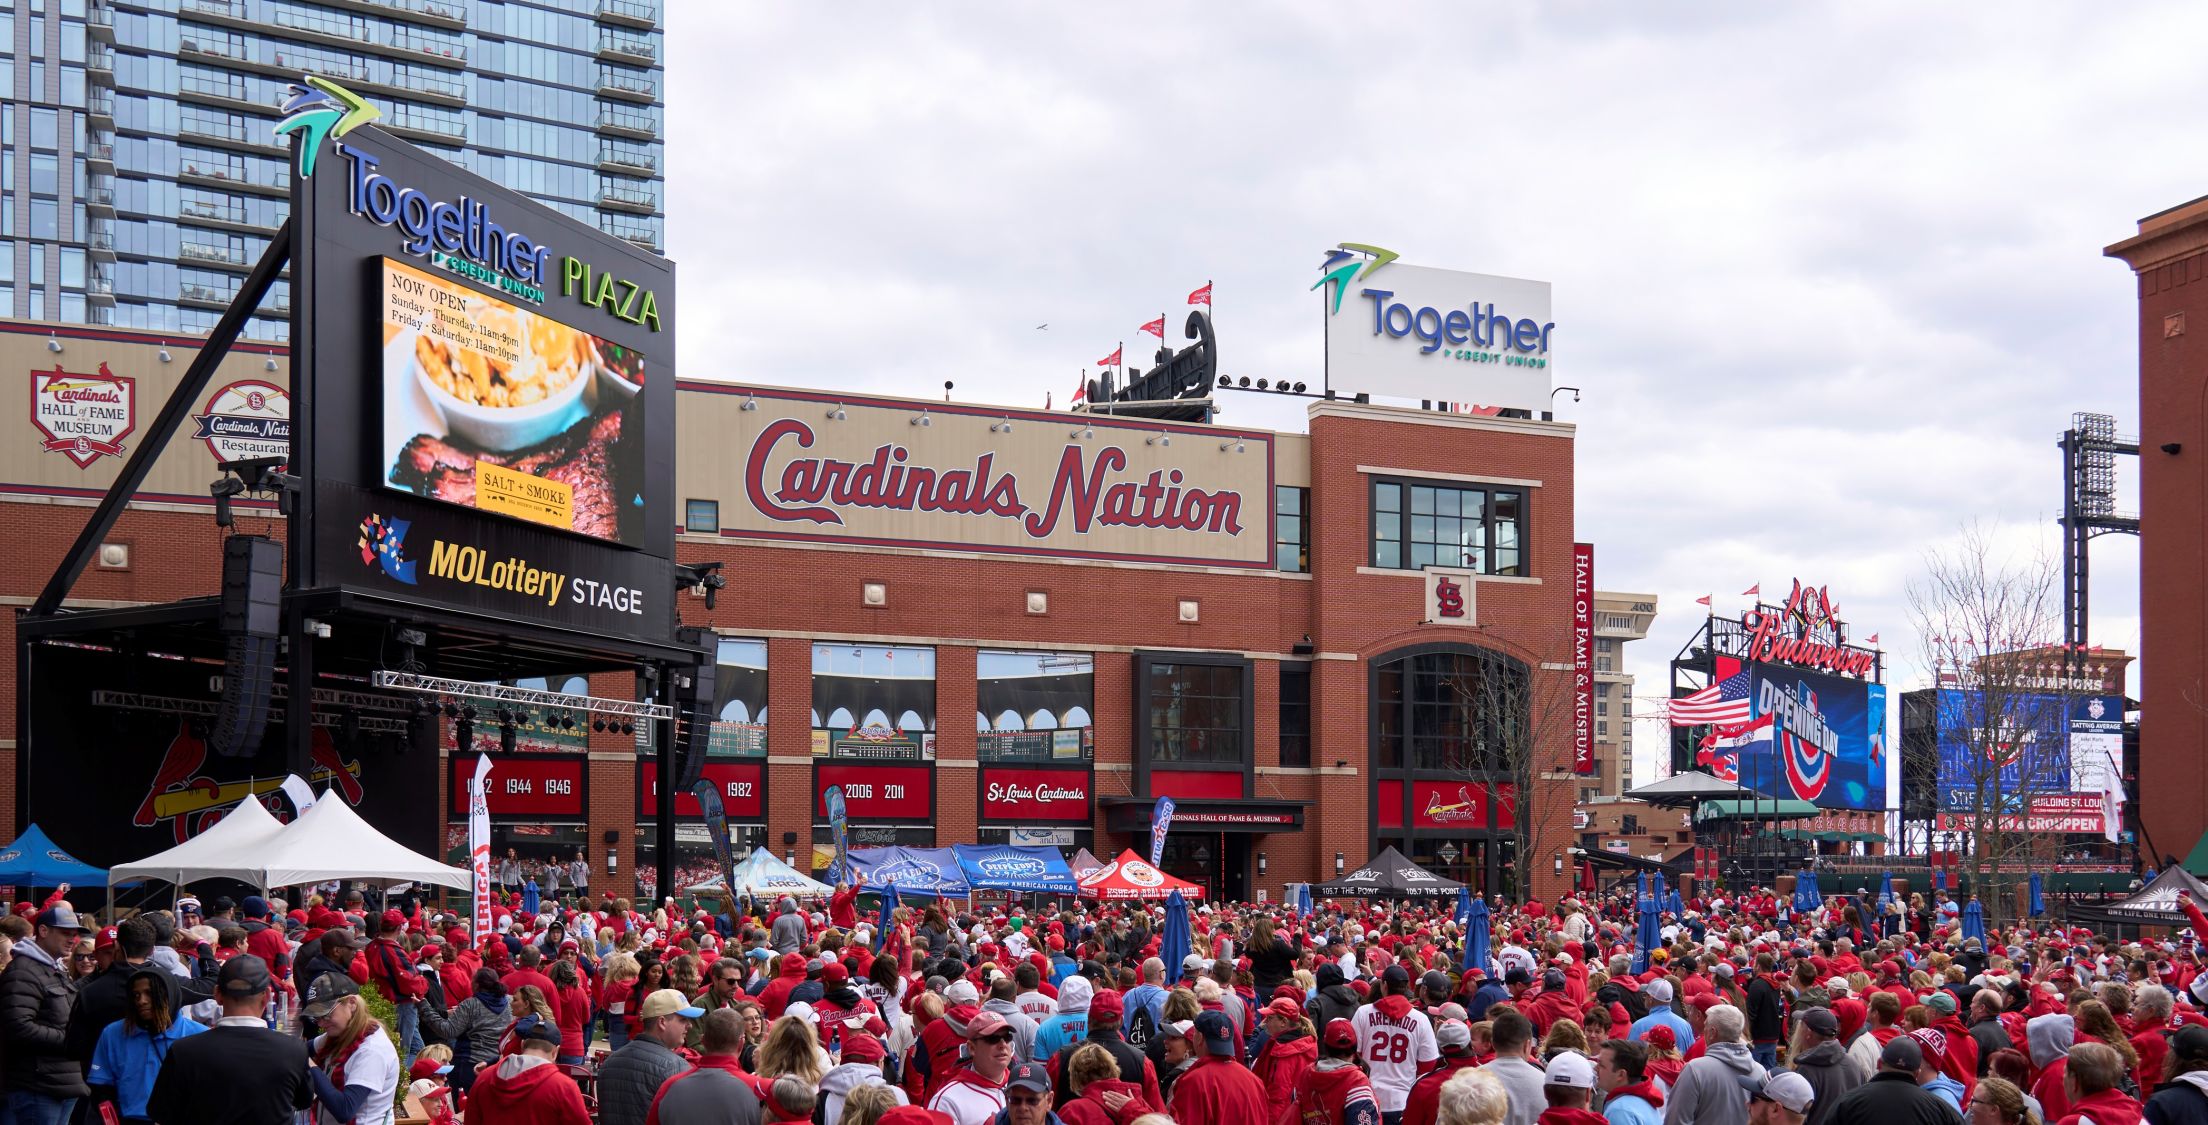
1316, 244, 1554, 412
288, 80, 676, 643
692, 388, 1274, 568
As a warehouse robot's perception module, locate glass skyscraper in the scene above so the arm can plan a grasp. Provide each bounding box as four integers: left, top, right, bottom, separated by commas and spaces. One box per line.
5, 0, 663, 342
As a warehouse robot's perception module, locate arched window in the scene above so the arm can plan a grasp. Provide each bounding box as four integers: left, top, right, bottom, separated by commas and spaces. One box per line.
720, 700, 749, 723
861, 708, 891, 731
826, 707, 854, 729
897, 710, 926, 731
1063, 706, 1092, 729
1371, 644, 1529, 773
994, 710, 1026, 732
1027, 709, 1057, 730
977, 711, 991, 733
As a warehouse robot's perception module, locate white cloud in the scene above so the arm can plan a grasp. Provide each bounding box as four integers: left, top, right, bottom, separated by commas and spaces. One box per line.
666, 2, 2188, 786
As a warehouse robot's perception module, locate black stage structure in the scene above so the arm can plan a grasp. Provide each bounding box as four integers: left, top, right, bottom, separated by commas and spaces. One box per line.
16, 91, 717, 897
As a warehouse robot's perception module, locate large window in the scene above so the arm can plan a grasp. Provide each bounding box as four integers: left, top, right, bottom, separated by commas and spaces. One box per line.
1370, 478, 1525, 575
812, 643, 935, 759
977, 650, 1094, 762
1276, 486, 1309, 573
1373, 646, 1530, 773
1279, 662, 1312, 767
1146, 659, 1247, 765
710, 638, 768, 757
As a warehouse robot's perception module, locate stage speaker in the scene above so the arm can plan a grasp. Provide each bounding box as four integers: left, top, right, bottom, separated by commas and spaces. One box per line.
208, 535, 282, 758
672, 658, 715, 790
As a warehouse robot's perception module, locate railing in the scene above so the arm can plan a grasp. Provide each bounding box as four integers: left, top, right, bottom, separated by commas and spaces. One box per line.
597, 68, 655, 98
597, 184, 656, 210
271, 6, 374, 46
598, 144, 656, 172
386, 108, 465, 139
182, 282, 240, 304
88, 142, 115, 163
180, 113, 247, 143
86, 274, 116, 296
595, 0, 657, 23
269, 47, 372, 84
87, 91, 116, 117
181, 197, 248, 224
598, 30, 655, 59
180, 242, 246, 266
179, 71, 249, 101
85, 184, 115, 206
365, 0, 465, 22
596, 107, 658, 136
181, 0, 238, 15
87, 5, 114, 27
391, 25, 466, 61
393, 65, 465, 99
87, 45, 115, 70
598, 216, 659, 247
87, 233, 116, 252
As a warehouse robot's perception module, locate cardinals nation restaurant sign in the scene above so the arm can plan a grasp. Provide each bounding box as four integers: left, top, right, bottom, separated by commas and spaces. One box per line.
695, 389, 1275, 568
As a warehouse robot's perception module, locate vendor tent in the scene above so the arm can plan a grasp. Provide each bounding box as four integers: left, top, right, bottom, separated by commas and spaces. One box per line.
846, 846, 972, 899
259, 796, 471, 891
1070, 848, 1104, 878
110, 797, 286, 888
1316, 845, 1466, 899
952, 844, 1077, 895
2094, 862, 2208, 924
0, 824, 118, 888
1076, 850, 1203, 901
690, 849, 834, 900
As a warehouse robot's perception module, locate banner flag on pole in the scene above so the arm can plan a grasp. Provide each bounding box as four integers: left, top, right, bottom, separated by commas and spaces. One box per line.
1187, 282, 1212, 306
1139, 316, 1166, 339
468, 754, 493, 940
1098, 346, 1122, 368
1148, 796, 1176, 868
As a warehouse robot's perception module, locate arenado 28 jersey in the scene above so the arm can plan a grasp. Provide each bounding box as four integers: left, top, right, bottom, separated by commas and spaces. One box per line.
1350, 1002, 1439, 1112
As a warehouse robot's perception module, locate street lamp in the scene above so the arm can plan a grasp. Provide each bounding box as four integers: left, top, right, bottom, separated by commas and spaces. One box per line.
1334, 852, 1345, 876
1553, 854, 1565, 878
1258, 852, 1268, 876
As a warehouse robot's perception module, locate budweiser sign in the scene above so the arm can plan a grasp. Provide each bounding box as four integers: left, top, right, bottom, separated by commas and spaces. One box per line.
1741, 580, 1876, 678
32, 362, 136, 468
714, 391, 1274, 567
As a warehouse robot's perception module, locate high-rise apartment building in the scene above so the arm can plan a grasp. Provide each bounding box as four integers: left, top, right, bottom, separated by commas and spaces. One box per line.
5, 0, 663, 341
1587, 590, 1656, 800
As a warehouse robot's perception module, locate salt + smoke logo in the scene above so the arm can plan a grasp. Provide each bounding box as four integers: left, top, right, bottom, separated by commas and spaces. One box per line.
359, 514, 418, 584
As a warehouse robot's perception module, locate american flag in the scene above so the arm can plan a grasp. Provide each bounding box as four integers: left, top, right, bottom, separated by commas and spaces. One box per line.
1669, 669, 1751, 726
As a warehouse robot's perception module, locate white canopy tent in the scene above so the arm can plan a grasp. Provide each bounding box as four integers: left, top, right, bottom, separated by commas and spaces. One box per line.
109, 796, 288, 888
258, 795, 471, 891
686, 849, 833, 900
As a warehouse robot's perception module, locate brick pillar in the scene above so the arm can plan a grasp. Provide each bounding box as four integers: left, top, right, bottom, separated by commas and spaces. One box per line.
766, 637, 814, 866
935, 646, 977, 845
1091, 653, 1136, 846
1312, 656, 1367, 889
586, 672, 638, 901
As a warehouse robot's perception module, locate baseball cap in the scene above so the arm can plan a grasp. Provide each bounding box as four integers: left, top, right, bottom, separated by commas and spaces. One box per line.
1007, 1061, 1052, 1094
216, 954, 274, 997
1543, 968, 1567, 991
1194, 1010, 1236, 1056
1879, 1036, 1925, 1071
93, 925, 117, 951
944, 979, 981, 1006
1643, 978, 1674, 1003
1264, 997, 1305, 1022
1924, 991, 1956, 1014
2172, 1024, 2208, 1062
1088, 988, 1124, 1022
34, 904, 86, 932
1800, 1008, 1840, 1038
638, 988, 705, 1020
966, 1010, 1012, 1040
841, 1032, 887, 1064
1825, 976, 1851, 995
1758, 1071, 1816, 1113
515, 1015, 563, 1048
1544, 1050, 1598, 1089
746, 946, 774, 961
1383, 964, 1411, 985
301, 972, 360, 1022
1436, 1019, 1473, 1053
1166, 1019, 1198, 1046
1504, 967, 1532, 985
1322, 1018, 1358, 1050
241, 895, 271, 919
1182, 953, 1208, 973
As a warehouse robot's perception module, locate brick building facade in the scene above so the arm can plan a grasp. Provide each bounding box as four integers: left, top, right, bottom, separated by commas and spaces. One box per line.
2, 319, 1584, 904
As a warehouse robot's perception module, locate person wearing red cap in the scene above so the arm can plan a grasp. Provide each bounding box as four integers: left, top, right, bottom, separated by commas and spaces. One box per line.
929, 1009, 1017, 1125
1254, 997, 1318, 1125
1293, 1018, 1382, 1125
1045, 988, 1165, 1113
823, 1030, 908, 1122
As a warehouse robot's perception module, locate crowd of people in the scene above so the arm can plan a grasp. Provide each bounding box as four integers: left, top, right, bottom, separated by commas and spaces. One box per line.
3, 873, 2208, 1125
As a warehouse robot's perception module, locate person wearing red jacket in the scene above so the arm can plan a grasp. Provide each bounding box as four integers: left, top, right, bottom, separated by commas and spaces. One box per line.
2055, 1042, 2144, 1125
1169, 1011, 1272, 1125
1253, 999, 1318, 1125
1294, 1020, 1382, 1125
829, 878, 862, 932
465, 1018, 591, 1125
757, 952, 809, 1020
1523, 968, 1582, 1038
1925, 992, 1981, 1101
1403, 1020, 1483, 1125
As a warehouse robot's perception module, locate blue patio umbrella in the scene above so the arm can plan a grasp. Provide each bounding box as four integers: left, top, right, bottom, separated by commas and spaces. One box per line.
1160, 890, 1192, 985
2028, 873, 2045, 918
521, 876, 540, 916
1665, 886, 1684, 916
1961, 898, 1985, 942
1632, 892, 1661, 975
1465, 895, 1492, 976
1934, 868, 1948, 892
874, 880, 896, 952
1792, 870, 1818, 915
1296, 882, 1314, 918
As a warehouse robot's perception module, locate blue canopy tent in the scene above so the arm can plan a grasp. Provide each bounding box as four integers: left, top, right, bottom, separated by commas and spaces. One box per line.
845, 846, 972, 900
1463, 892, 1491, 975
951, 845, 1078, 896
2028, 873, 2045, 918
0, 825, 116, 888
1665, 885, 1684, 916
1961, 898, 1985, 942
1161, 890, 1192, 984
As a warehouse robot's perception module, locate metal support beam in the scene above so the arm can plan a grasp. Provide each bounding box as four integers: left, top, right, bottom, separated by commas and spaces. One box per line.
29, 221, 293, 619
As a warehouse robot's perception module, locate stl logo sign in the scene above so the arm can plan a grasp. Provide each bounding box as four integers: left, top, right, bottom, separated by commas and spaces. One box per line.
32, 361, 136, 469
273, 75, 379, 179
1312, 243, 1399, 314
1434, 576, 1467, 618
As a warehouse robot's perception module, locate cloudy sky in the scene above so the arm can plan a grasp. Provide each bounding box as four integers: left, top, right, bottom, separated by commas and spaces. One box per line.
666, 3, 2191, 783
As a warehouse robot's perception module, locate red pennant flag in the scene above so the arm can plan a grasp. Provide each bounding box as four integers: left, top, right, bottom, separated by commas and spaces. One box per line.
1694, 595, 1712, 607
1866, 633, 1880, 645
1097, 346, 1122, 368
1071, 376, 1087, 404
1187, 282, 1212, 306
1741, 583, 1760, 597
1139, 317, 1166, 339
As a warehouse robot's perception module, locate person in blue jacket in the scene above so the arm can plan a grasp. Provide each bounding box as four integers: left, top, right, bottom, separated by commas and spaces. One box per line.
88, 968, 206, 1124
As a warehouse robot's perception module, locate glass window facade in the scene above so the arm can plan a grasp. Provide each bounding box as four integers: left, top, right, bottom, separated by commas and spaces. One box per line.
1279, 661, 1311, 768
1276, 485, 1308, 572
975, 649, 1094, 762
1146, 660, 1246, 765
811, 643, 936, 760
1370, 478, 1526, 575
1372, 646, 1529, 773
8, 0, 664, 333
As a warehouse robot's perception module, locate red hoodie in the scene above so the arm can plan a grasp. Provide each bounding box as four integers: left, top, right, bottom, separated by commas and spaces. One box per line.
1256, 1031, 1319, 1125
464, 1056, 591, 1125
2057, 1086, 2145, 1125
1403, 1055, 1481, 1125
1293, 1057, 1381, 1125
757, 955, 808, 1019
1058, 1078, 1156, 1125
1539, 1107, 1610, 1125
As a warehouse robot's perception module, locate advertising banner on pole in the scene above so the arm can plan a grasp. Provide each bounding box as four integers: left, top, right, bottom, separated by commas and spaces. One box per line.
468, 753, 492, 940
1148, 796, 1175, 868
824, 784, 850, 884
1573, 543, 1594, 774
691, 778, 738, 905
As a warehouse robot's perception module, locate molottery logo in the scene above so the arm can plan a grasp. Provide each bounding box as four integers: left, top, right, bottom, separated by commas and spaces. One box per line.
358, 514, 418, 584
1313, 243, 1399, 314
273, 76, 379, 180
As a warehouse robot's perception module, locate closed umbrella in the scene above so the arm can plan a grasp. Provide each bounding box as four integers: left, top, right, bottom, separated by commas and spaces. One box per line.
1877, 871, 1896, 937
1665, 886, 1684, 917
1464, 894, 1491, 976
1296, 882, 1314, 918
1633, 891, 1661, 974
522, 876, 540, 916
1792, 870, 1815, 915
1161, 889, 1191, 985
874, 880, 896, 952
2028, 873, 2045, 918
1962, 898, 1985, 942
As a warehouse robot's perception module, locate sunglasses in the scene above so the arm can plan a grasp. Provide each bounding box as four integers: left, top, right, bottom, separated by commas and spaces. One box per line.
980, 1032, 1017, 1045
1008, 1092, 1046, 1106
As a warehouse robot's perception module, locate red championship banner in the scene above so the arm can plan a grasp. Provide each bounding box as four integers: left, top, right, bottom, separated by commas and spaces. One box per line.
640, 762, 765, 820
450, 756, 584, 818
1573, 543, 1595, 774
814, 763, 932, 822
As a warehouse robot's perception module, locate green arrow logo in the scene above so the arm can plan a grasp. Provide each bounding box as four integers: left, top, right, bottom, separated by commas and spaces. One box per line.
273, 75, 381, 180
1312, 242, 1400, 314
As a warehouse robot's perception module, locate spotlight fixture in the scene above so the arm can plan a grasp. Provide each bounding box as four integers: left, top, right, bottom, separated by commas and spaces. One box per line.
1147, 432, 1171, 447
593, 718, 608, 733
46, 334, 62, 354
1256, 378, 1269, 390
1218, 440, 1246, 453
740, 393, 758, 411
264, 355, 278, 371
1069, 426, 1093, 440
1237, 376, 1251, 387
1292, 382, 1307, 393
991, 418, 1013, 433
158, 345, 173, 363
910, 409, 931, 427
827, 404, 848, 421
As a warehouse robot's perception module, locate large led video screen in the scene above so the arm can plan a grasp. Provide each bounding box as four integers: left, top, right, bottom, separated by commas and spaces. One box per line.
1704, 655, 1889, 810
1932, 689, 2124, 812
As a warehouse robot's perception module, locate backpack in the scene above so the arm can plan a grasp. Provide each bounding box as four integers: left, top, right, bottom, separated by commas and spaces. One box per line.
1126, 1000, 1157, 1048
